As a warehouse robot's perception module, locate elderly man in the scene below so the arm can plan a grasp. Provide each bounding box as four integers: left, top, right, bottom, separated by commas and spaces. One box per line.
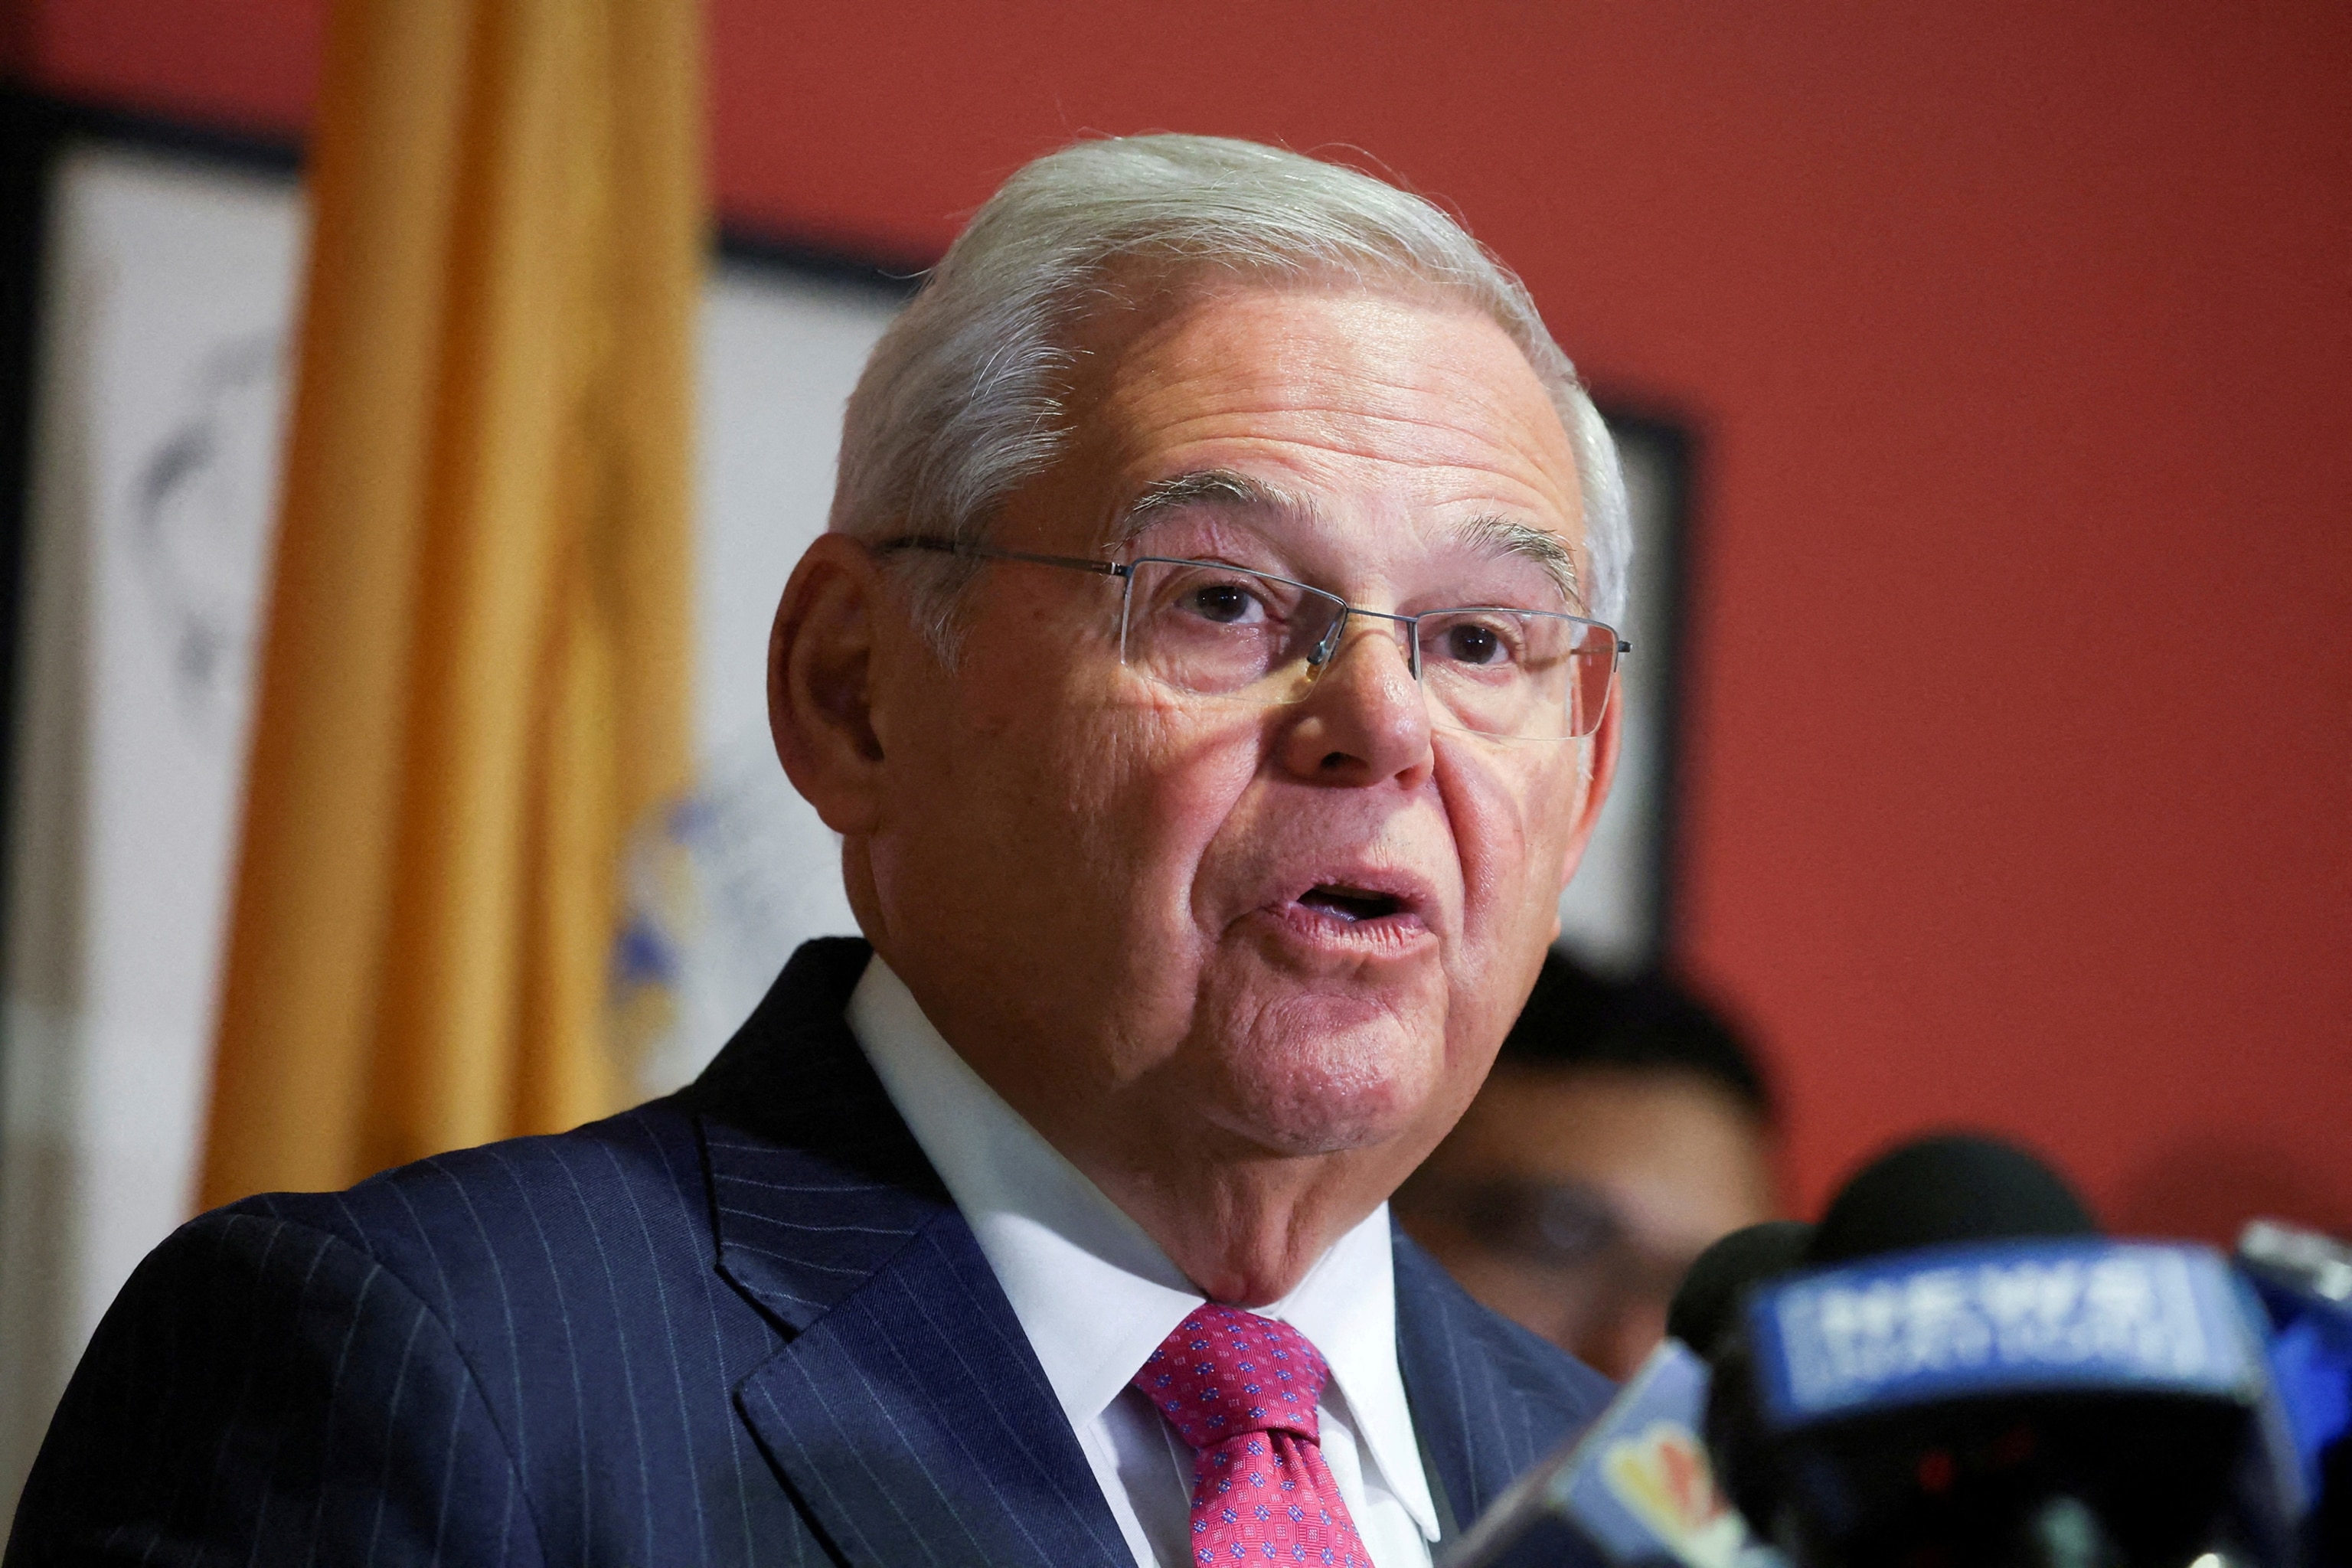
11, 135, 1630, 1567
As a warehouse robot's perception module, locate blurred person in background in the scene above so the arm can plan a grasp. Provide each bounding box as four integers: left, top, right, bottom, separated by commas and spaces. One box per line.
1393, 948, 1777, 1378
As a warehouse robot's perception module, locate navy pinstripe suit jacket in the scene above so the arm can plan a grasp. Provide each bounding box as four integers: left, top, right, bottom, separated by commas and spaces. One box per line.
8, 937, 1612, 1566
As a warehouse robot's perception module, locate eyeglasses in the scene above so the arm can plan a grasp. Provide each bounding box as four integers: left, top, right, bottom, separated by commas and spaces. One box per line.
1393, 1173, 1698, 1300
1398, 1174, 1627, 1268
878, 536, 1627, 741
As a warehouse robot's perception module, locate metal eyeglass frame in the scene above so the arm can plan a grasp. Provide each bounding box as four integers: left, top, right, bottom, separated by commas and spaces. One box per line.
874, 534, 1630, 739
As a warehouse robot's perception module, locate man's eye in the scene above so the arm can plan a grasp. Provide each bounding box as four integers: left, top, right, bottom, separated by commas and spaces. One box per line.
1440, 619, 1511, 665
1185, 583, 1262, 625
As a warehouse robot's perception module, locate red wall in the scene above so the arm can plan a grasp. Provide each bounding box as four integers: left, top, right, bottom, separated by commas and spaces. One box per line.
11, 0, 2349, 1234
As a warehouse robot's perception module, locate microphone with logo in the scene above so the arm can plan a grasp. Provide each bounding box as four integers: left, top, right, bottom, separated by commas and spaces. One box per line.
1441, 1221, 1813, 1568
2236, 1218, 2352, 1566
1702, 1135, 2292, 1568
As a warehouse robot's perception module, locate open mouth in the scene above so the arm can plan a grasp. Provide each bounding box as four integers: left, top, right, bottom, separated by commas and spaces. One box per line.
1295, 884, 1406, 922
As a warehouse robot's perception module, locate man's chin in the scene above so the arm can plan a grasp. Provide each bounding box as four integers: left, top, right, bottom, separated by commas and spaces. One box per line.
1194, 993, 1449, 1158
1211, 1090, 1417, 1159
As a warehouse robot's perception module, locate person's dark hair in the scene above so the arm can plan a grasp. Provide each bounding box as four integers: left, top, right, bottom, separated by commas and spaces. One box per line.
1497, 948, 1774, 1121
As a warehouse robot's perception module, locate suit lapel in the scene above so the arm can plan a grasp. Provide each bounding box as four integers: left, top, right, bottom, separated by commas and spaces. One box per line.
681, 939, 1131, 1567
684, 939, 947, 1335
1393, 1226, 1556, 1530
737, 1209, 1135, 1566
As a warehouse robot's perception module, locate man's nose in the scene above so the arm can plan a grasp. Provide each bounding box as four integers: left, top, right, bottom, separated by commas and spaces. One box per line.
1275, 616, 1435, 787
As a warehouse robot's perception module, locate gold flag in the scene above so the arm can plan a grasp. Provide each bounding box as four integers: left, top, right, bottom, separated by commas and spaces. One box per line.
200, 0, 701, 1207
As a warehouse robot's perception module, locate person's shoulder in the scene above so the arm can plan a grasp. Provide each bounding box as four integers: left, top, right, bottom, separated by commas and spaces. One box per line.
237, 1096, 697, 1238
20, 1109, 796, 1562
217, 935, 887, 1289
204, 1099, 711, 1339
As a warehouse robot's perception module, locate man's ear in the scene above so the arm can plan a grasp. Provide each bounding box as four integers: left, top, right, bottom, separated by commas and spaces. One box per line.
769, 533, 890, 836
1553, 678, 1625, 898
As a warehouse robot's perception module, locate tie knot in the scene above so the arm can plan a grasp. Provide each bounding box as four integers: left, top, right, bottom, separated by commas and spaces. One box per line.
1133, 1302, 1330, 1451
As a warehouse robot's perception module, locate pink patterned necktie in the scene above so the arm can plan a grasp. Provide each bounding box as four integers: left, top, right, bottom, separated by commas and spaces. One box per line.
1133, 1302, 1372, 1568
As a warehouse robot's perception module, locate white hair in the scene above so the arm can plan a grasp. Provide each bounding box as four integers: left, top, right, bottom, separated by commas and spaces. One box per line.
829, 133, 1630, 645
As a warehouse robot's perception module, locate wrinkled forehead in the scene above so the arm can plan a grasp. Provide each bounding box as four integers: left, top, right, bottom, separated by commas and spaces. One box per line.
1051, 276, 1589, 604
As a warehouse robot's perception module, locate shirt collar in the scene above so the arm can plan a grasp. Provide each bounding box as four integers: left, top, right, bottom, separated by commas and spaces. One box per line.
848, 955, 1440, 1542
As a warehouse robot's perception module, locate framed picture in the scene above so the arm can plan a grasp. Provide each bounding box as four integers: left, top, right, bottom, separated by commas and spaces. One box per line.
1559, 410, 1693, 975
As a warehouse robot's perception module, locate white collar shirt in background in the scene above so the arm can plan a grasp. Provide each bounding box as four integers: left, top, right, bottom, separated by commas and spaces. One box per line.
849, 956, 1442, 1568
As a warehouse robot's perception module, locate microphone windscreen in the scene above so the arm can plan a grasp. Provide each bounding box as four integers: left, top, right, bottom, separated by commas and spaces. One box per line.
1666, 1219, 1814, 1356
1807, 1132, 2096, 1265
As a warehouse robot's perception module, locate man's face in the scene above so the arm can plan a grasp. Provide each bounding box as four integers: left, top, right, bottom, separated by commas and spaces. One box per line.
862, 281, 1612, 1175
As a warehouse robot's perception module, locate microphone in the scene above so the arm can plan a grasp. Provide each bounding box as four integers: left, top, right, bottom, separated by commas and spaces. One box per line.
1445, 1338, 1776, 1568
1443, 1222, 1813, 1568
1804, 1133, 2098, 1262
1669, 1222, 1817, 1358
2237, 1218, 2352, 1566
1705, 1135, 2282, 1568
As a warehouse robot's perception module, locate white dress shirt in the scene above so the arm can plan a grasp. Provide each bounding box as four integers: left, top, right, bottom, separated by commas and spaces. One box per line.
848, 956, 1442, 1568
